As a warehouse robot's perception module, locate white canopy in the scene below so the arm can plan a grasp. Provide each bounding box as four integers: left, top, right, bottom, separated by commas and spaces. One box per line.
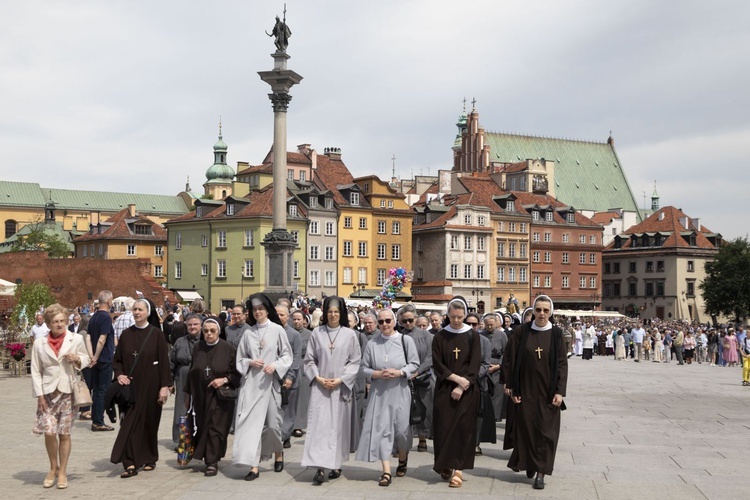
0, 278, 17, 296
555, 309, 627, 318
175, 290, 203, 302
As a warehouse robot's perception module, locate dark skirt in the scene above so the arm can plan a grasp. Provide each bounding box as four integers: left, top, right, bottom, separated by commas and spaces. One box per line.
684, 348, 694, 360
582, 348, 594, 360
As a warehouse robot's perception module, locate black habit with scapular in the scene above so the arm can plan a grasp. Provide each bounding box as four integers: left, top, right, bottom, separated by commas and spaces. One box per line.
184, 339, 241, 465
431, 325, 481, 473
110, 324, 173, 469
505, 322, 568, 475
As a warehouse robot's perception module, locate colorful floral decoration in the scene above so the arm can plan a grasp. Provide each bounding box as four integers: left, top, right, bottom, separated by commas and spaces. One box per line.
373, 267, 413, 309
7, 343, 26, 361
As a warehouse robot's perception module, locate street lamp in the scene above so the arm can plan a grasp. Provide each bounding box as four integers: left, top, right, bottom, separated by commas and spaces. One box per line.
240, 265, 245, 306
471, 288, 484, 314
589, 293, 601, 311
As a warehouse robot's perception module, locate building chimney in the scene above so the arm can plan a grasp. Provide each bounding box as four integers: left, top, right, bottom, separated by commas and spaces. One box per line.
297, 143, 311, 154
128, 204, 136, 217
679, 216, 689, 229
690, 218, 701, 231
324, 147, 342, 160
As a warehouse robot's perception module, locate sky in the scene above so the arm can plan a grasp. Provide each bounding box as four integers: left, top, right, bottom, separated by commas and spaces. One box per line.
2, 0, 749, 239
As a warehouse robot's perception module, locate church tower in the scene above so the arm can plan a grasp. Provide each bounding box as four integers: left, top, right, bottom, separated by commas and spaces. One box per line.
651, 181, 660, 211
203, 122, 234, 200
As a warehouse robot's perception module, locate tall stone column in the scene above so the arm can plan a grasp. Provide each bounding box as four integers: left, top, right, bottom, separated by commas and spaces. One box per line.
258, 50, 302, 292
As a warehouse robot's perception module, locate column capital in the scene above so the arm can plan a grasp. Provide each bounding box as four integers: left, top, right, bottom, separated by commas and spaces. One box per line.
269, 93, 292, 112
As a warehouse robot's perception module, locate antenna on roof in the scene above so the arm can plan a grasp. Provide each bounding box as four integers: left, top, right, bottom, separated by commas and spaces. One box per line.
392, 154, 396, 179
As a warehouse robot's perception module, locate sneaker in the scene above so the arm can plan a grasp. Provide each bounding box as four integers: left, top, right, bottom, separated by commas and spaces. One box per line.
91, 424, 114, 432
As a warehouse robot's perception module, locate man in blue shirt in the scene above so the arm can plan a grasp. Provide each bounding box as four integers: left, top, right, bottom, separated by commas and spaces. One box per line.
89, 290, 115, 431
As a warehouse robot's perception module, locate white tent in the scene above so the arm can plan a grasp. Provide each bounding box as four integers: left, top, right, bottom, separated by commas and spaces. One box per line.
555, 309, 627, 319
0, 278, 17, 296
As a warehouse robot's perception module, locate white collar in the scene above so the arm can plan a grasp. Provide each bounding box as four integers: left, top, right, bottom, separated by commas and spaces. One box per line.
531, 321, 552, 331
444, 324, 472, 334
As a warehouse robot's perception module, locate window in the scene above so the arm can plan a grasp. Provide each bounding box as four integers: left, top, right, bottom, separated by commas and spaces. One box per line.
464, 264, 472, 279
126, 244, 136, 256
343, 267, 352, 284
226, 204, 234, 216
99, 244, 103, 256
291, 230, 299, 243
544, 276, 551, 287
343, 241, 352, 256
629, 282, 637, 296
344, 217, 352, 228
509, 222, 516, 233
310, 221, 320, 234
544, 232, 551, 242
656, 281, 665, 296
478, 236, 486, 251
175, 261, 182, 278
309, 270, 320, 286
509, 243, 516, 258
309, 196, 318, 208
497, 241, 505, 257
590, 277, 597, 289
579, 253, 586, 264
377, 269, 386, 286
519, 243, 527, 258
377, 243, 386, 260
324, 246, 334, 260
532, 211, 540, 221
154, 265, 163, 278
580, 276, 587, 288
687, 261, 694, 272
4, 219, 17, 239
567, 213, 575, 223
196, 206, 203, 218
533, 276, 540, 287
201, 234, 208, 247
154, 245, 163, 256
217, 259, 226, 278
604, 263, 611, 274
244, 229, 254, 247
533, 251, 540, 263
657, 261, 664, 272
451, 235, 460, 250
562, 233, 569, 243
134, 224, 151, 235
478, 215, 486, 226
562, 276, 569, 288
613, 262, 620, 273
562, 252, 569, 264
217, 230, 226, 248
498, 266, 505, 282
244, 259, 254, 278
498, 221, 505, 232
519, 267, 527, 282
544, 251, 551, 263
293, 261, 299, 278
380, 200, 385, 208
450, 264, 458, 279
508, 267, 516, 282
175, 233, 182, 250
520, 223, 527, 233
590, 253, 596, 264
288, 205, 298, 217
358, 267, 367, 284
387, 200, 394, 209
613, 283, 621, 296
287, 169, 294, 180
417, 238, 423, 252
579, 235, 586, 244
350, 192, 360, 205
464, 235, 472, 250
299, 170, 306, 182
687, 281, 695, 296
464, 214, 472, 225
477, 264, 485, 279
358, 241, 367, 257
506, 201, 515, 212
392, 221, 400, 234
533, 232, 540, 242
309, 245, 319, 260
201, 263, 207, 276
629, 261, 637, 273
391, 244, 401, 260
82, 246, 87, 257
324, 270, 335, 287
378, 221, 386, 234
325, 221, 335, 236
646, 282, 654, 296
590, 235, 597, 244
359, 217, 367, 229
646, 261, 654, 272
325, 198, 333, 209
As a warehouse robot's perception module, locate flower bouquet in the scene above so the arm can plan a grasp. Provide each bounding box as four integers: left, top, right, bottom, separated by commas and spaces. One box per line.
7, 343, 26, 361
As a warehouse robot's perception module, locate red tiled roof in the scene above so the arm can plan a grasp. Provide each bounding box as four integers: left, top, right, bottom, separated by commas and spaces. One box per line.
237, 164, 273, 175
606, 206, 718, 250
498, 161, 527, 174
591, 211, 621, 224
74, 208, 166, 242
510, 191, 600, 227
313, 155, 355, 206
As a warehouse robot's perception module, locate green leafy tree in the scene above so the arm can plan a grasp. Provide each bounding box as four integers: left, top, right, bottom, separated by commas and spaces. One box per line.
9, 282, 56, 341
700, 237, 750, 323
9, 223, 70, 258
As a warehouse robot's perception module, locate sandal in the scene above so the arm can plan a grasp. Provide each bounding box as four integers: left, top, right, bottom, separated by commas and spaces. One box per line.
378, 472, 392, 487
417, 440, 427, 452
205, 464, 218, 477
120, 467, 138, 479
292, 429, 303, 437
143, 463, 156, 471
440, 469, 453, 481
396, 459, 407, 477
449, 470, 463, 488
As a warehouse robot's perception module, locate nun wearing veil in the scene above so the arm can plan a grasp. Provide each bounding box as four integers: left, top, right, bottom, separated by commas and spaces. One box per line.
505, 295, 568, 491
232, 293, 292, 481
301, 296, 362, 485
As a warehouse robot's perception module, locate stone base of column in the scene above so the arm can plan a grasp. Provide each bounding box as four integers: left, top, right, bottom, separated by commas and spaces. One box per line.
261, 229, 297, 293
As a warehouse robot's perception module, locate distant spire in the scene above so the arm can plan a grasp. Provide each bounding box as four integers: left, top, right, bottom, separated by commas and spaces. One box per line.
471, 97, 476, 111
219, 115, 222, 138
391, 154, 396, 180
186, 175, 191, 192
462, 97, 467, 112
651, 181, 660, 211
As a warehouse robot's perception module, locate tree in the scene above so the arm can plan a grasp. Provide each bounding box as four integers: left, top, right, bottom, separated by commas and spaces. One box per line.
9, 223, 70, 258
700, 237, 750, 323
8, 282, 56, 341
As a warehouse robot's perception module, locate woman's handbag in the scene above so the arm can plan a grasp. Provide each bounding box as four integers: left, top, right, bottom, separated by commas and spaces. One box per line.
176, 404, 195, 466
411, 370, 431, 389
71, 375, 93, 408
216, 385, 238, 401
408, 380, 426, 425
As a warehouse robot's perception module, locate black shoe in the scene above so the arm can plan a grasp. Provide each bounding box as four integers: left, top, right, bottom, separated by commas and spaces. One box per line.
283, 438, 291, 449
533, 477, 545, 489
274, 454, 284, 473
526, 469, 535, 479
313, 469, 326, 484
292, 429, 303, 437
245, 469, 259, 481
328, 469, 342, 479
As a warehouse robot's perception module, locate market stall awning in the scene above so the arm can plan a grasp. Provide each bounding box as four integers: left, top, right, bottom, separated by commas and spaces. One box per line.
174, 290, 203, 302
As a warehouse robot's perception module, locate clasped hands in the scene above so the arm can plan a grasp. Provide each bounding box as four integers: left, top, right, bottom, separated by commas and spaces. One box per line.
315, 376, 342, 390
451, 376, 470, 401
378, 368, 402, 379
249, 358, 276, 375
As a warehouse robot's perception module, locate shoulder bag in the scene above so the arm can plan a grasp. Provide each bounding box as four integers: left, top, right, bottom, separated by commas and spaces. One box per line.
401, 335, 426, 425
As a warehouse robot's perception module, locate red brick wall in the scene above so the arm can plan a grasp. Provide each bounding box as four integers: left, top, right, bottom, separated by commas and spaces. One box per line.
0, 251, 176, 309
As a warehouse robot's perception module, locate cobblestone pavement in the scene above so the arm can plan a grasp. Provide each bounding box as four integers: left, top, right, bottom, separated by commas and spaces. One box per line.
1, 355, 747, 499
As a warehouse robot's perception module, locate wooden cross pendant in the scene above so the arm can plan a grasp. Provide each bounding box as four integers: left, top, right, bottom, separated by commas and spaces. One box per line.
259, 340, 265, 353
453, 347, 461, 360
204, 366, 212, 377
535, 347, 543, 359
329, 343, 335, 354
132, 351, 138, 358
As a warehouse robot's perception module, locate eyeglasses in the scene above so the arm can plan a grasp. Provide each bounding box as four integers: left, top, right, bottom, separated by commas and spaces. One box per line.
378, 318, 393, 325
467, 322, 479, 327
401, 318, 414, 323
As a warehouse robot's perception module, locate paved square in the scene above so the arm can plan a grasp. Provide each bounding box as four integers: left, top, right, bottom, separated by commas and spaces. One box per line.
1, 356, 746, 499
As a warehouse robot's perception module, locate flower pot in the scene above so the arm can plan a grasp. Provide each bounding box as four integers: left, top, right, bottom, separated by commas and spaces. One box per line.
12, 353, 25, 362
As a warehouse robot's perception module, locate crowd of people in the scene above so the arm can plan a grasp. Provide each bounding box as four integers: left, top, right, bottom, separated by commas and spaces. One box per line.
28, 288, 749, 492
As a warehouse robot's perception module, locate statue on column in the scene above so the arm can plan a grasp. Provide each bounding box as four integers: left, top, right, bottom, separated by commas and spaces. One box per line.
267, 11, 291, 53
